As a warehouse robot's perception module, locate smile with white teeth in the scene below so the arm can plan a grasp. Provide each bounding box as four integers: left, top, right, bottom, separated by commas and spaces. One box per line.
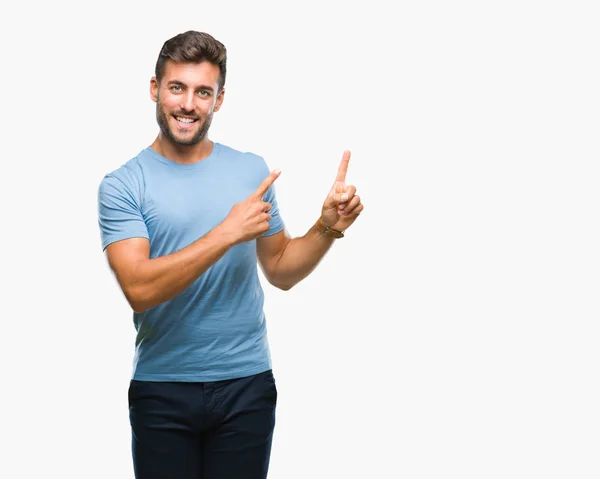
175, 116, 197, 124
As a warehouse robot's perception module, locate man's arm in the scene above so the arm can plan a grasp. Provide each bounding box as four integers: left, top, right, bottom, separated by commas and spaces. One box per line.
106, 230, 234, 313
256, 224, 336, 291
257, 150, 363, 291
105, 169, 282, 313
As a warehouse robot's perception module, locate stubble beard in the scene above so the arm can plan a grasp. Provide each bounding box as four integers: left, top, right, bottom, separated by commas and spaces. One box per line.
156, 95, 213, 147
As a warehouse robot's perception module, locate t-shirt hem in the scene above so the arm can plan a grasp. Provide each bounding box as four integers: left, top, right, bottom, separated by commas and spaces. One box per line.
131, 362, 273, 382
262, 223, 285, 237
102, 233, 150, 251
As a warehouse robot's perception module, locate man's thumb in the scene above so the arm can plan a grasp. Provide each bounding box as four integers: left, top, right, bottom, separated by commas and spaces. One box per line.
323, 192, 348, 209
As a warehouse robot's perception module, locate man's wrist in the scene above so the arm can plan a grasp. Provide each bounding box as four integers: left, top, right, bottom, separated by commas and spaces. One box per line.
315, 217, 344, 239
212, 223, 239, 247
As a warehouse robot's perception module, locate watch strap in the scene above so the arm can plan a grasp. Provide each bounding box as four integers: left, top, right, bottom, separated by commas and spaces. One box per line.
315, 218, 344, 238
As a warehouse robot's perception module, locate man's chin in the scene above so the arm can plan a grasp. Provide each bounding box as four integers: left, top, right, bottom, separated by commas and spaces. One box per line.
167, 128, 203, 146
173, 137, 202, 147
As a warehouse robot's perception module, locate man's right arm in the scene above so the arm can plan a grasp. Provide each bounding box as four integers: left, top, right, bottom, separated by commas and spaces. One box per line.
106, 227, 235, 313
104, 169, 281, 313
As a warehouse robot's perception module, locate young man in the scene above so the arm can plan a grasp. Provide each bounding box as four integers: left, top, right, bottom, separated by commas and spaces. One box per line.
97, 30, 363, 479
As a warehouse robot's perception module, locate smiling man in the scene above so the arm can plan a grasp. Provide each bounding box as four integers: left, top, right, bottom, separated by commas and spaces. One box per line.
97, 31, 363, 479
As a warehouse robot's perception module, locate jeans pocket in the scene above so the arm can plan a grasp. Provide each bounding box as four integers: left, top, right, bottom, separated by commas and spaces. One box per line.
262, 370, 278, 404
128, 379, 137, 407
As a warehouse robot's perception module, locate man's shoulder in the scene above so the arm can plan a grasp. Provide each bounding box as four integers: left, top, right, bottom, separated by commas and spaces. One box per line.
215, 143, 270, 181
216, 142, 265, 164
98, 149, 149, 191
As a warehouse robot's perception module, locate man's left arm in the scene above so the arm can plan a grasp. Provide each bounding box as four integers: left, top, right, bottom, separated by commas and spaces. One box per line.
257, 150, 363, 290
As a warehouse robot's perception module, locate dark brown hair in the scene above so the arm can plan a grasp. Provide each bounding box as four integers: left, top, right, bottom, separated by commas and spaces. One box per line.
155, 31, 227, 91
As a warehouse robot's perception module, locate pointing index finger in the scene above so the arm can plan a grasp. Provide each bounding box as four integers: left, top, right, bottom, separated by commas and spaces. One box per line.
254, 169, 281, 198
336, 150, 351, 183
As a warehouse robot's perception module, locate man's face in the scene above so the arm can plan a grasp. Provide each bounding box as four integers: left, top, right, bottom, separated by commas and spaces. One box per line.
151, 60, 224, 146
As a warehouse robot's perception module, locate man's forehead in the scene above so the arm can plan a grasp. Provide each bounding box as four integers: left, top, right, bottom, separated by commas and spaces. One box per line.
163, 60, 220, 79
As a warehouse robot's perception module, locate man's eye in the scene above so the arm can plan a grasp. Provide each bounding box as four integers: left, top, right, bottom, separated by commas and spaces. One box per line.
170, 86, 182, 92
198, 90, 210, 97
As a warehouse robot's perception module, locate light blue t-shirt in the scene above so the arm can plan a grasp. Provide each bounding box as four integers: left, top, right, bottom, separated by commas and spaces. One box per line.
97, 142, 285, 382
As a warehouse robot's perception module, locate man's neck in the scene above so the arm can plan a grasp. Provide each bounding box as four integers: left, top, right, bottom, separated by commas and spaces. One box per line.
150, 135, 214, 165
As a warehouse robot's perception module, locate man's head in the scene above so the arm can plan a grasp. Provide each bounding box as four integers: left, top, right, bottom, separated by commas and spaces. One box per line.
151, 31, 227, 146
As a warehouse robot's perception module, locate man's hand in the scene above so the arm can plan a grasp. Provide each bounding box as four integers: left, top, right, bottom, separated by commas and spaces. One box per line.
219, 169, 281, 245
320, 150, 363, 231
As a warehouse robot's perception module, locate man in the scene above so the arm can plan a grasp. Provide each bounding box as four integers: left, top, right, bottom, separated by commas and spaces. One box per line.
97, 30, 363, 479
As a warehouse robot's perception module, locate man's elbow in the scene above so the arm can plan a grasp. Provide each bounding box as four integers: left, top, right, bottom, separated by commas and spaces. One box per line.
272, 277, 296, 291
130, 302, 149, 314
276, 282, 294, 291
123, 285, 152, 313
265, 274, 294, 291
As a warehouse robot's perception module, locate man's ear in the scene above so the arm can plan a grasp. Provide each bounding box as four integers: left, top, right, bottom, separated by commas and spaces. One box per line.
150, 76, 159, 103
214, 88, 225, 112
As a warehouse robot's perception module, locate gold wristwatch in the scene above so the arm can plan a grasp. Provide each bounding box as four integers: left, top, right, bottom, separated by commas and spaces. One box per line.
315, 218, 344, 238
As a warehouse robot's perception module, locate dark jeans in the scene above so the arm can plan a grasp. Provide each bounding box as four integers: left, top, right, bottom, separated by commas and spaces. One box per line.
128, 369, 278, 479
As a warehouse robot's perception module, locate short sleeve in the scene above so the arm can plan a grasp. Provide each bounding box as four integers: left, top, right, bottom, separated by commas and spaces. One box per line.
98, 174, 149, 250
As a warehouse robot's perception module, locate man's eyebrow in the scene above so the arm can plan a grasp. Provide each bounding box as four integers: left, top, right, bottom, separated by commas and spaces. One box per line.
166, 80, 214, 92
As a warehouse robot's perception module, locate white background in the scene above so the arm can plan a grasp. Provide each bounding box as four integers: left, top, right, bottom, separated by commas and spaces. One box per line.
1, 1, 599, 478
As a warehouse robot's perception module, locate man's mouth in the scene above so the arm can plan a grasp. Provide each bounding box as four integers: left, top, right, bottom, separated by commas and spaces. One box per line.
174, 116, 198, 125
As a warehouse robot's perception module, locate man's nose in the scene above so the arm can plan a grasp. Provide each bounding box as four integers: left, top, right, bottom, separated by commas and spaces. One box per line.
180, 92, 195, 112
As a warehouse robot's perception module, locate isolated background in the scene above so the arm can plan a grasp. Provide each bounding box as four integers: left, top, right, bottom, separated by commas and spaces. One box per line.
1, 1, 598, 478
